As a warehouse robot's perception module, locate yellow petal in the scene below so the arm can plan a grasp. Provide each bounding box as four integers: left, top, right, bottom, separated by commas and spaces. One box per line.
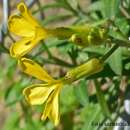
10, 37, 30, 58
8, 15, 35, 37
17, 2, 40, 27
23, 84, 55, 105
41, 99, 52, 121
10, 36, 40, 58
49, 88, 60, 126
41, 86, 61, 126
35, 27, 48, 40
19, 57, 54, 82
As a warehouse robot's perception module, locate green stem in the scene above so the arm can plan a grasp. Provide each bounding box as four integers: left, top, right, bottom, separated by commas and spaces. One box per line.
112, 39, 130, 47
20, 101, 36, 129
41, 40, 52, 58
94, 80, 111, 118
63, 0, 78, 16
100, 44, 119, 62
35, 57, 74, 68
36, 0, 45, 19
0, 44, 9, 53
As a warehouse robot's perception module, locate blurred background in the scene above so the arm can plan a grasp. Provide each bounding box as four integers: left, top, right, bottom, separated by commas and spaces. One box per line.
0, 0, 130, 130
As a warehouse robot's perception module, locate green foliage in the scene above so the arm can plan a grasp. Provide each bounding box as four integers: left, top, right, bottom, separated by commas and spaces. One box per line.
107, 47, 122, 75
80, 103, 104, 130
73, 80, 89, 106
101, 0, 121, 18
3, 112, 20, 130
60, 84, 78, 114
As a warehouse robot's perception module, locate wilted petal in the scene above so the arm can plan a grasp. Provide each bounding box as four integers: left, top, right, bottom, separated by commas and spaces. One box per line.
19, 58, 54, 82
23, 84, 55, 105
8, 15, 35, 37
17, 2, 40, 27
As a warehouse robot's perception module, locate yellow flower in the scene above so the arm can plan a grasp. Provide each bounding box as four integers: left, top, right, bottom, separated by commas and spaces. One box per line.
23, 83, 62, 126
19, 57, 63, 126
8, 2, 47, 58
19, 57, 103, 125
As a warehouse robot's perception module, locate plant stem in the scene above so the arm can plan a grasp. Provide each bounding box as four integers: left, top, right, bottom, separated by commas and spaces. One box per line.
41, 40, 52, 58
94, 80, 111, 118
36, 0, 45, 19
34, 56, 74, 68
8, 32, 16, 42
100, 44, 119, 62
112, 39, 130, 47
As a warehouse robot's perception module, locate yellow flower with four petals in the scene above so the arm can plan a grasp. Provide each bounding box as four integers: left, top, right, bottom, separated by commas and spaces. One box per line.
8, 2, 48, 58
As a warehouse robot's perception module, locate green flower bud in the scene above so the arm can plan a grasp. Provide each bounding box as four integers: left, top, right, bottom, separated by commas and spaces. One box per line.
47, 26, 108, 47
64, 58, 103, 83
69, 26, 108, 47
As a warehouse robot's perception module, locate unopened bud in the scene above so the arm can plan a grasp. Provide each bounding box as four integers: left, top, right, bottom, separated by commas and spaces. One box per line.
64, 58, 103, 83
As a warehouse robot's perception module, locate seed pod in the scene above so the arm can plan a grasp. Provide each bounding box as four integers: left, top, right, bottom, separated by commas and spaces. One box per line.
64, 58, 104, 83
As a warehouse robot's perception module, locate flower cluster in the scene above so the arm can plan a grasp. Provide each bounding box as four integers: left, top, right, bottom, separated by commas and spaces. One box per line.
8, 2, 104, 126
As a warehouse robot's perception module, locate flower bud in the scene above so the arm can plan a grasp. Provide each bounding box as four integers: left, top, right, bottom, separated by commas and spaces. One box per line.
64, 58, 103, 83
69, 27, 108, 47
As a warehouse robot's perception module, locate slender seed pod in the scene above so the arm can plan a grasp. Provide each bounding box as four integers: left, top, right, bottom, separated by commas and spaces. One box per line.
64, 58, 104, 83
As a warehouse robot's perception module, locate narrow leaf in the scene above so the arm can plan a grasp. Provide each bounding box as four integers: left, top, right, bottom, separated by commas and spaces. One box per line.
107, 47, 122, 75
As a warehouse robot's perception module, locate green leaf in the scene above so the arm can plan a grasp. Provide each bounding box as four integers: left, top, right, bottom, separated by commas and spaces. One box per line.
114, 17, 130, 35
4, 79, 30, 106
107, 47, 122, 75
87, 1, 102, 12
73, 80, 89, 106
60, 84, 78, 114
80, 103, 104, 130
2, 112, 20, 130
58, 43, 74, 54
108, 29, 127, 41
67, 0, 78, 10
83, 46, 108, 55
101, 0, 121, 18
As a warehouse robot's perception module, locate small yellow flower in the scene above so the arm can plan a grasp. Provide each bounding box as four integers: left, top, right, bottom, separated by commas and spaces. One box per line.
23, 83, 62, 126
8, 2, 47, 58
19, 57, 63, 126
19, 57, 103, 125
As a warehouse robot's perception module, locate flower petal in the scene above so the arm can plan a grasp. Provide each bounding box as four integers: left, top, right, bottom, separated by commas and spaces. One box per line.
23, 84, 55, 105
35, 27, 48, 40
17, 2, 40, 27
19, 58, 54, 82
8, 15, 35, 37
41, 86, 61, 126
49, 88, 60, 126
10, 37, 40, 58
